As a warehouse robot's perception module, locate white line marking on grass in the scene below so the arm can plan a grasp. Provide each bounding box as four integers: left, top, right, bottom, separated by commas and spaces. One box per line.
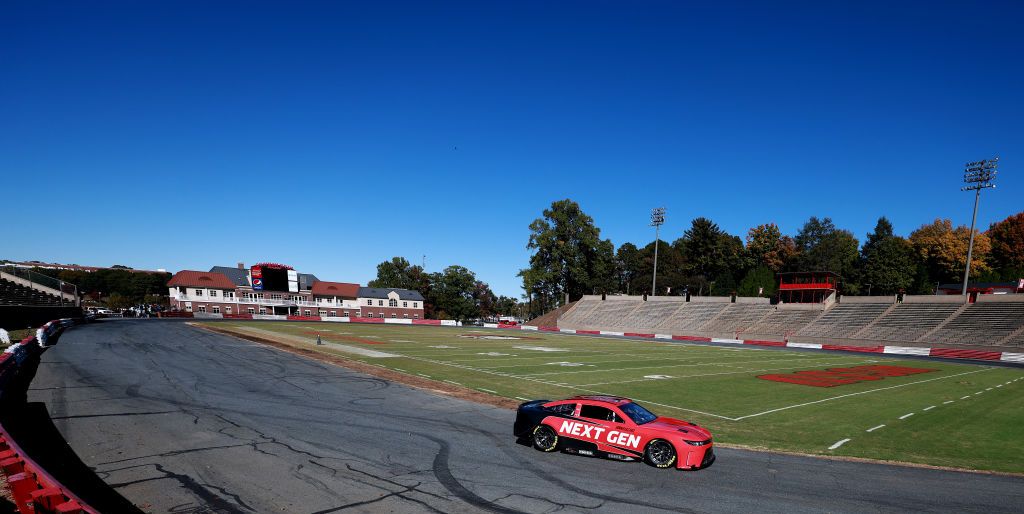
418, 373, 431, 378
923, 406, 936, 411
479, 388, 497, 394
394, 368, 407, 372
866, 425, 885, 432
899, 413, 915, 420
828, 439, 851, 450
986, 387, 993, 391
732, 369, 992, 421
996, 384, 1002, 388
961, 396, 971, 400
444, 380, 461, 385
943, 400, 954, 404
515, 397, 531, 401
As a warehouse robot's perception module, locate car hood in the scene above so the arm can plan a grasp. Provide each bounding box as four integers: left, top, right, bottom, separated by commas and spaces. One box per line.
644, 417, 712, 441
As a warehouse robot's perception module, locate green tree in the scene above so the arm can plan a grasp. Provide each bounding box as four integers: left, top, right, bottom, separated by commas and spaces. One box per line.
633, 240, 689, 295
431, 265, 481, 321
987, 212, 1024, 280
794, 217, 861, 292
737, 266, 778, 297
615, 242, 642, 294
519, 199, 615, 312
860, 217, 915, 295
746, 223, 794, 272
672, 218, 747, 295
368, 257, 417, 289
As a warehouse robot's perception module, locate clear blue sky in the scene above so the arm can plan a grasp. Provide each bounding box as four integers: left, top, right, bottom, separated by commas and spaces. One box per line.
3, 1, 1021, 297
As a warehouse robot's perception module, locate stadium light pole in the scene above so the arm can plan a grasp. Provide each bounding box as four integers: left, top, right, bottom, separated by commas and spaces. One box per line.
960, 157, 998, 295
650, 207, 666, 296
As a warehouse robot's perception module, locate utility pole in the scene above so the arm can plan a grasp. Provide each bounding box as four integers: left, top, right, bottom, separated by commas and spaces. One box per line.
650, 207, 666, 296
961, 158, 998, 295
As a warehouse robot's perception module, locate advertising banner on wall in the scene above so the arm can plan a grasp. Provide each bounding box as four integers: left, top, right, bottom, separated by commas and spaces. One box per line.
251, 266, 264, 290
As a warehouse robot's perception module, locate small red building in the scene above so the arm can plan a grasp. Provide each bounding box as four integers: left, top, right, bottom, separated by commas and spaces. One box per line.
777, 271, 840, 303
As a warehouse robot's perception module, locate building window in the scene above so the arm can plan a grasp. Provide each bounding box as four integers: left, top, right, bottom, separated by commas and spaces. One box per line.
391, 313, 397, 318
319, 310, 327, 316
329, 311, 336, 316
248, 307, 255, 314
198, 305, 207, 313
404, 313, 408, 318
210, 290, 218, 298
271, 294, 282, 300
403, 301, 408, 308
366, 299, 373, 305
413, 302, 418, 308
378, 300, 384, 306
259, 308, 267, 314
226, 307, 232, 314
195, 289, 204, 297
185, 304, 193, 312
225, 291, 234, 299
389, 299, 398, 307
414, 314, 419, 319
305, 310, 312, 316
343, 311, 349, 317
212, 306, 220, 314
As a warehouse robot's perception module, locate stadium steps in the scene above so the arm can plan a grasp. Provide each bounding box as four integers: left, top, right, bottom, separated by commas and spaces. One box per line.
853, 302, 961, 343
915, 303, 969, 342
701, 303, 775, 337
556, 299, 603, 327
526, 301, 578, 327
739, 308, 825, 339
654, 303, 729, 333
1000, 324, 1024, 348
795, 302, 892, 339
0, 278, 65, 306
848, 302, 898, 339
620, 301, 687, 332
927, 302, 1024, 346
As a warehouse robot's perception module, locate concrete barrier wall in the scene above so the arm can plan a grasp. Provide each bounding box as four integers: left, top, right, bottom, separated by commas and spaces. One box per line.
0, 306, 83, 330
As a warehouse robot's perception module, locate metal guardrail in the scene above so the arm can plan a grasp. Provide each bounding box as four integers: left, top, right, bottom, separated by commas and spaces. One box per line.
0, 266, 79, 305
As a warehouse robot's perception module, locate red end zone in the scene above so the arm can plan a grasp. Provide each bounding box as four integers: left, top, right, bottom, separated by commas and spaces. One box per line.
757, 365, 938, 387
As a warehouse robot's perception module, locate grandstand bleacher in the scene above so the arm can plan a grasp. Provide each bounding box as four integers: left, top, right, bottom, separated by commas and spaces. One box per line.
929, 301, 1024, 346
854, 302, 963, 343
0, 278, 66, 306
795, 301, 891, 339
739, 308, 823, 338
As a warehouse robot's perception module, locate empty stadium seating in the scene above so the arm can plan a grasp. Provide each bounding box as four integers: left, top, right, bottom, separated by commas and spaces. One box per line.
620, 301, 685, 331
655, 302, 729, 333
702, 303, 775, 336
929, 302, 1024, 346
796, 302, 891, 339
739, 308, 823, 338
855, 303, 962, 343
0, 278, 65, 306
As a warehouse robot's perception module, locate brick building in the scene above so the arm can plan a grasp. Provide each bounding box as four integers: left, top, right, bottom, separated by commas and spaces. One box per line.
167, 263, 425, 319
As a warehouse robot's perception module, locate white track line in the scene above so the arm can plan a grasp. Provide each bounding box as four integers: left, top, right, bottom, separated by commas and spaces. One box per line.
866, 425, 885, 432
828, 438, 851, 450
443, 380, 461, 385
923, 405, 936, 411
899, 413, 915, 420
732, 368, 991, 421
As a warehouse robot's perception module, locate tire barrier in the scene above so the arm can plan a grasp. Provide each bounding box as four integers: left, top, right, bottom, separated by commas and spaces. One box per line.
0, 317, 101, 513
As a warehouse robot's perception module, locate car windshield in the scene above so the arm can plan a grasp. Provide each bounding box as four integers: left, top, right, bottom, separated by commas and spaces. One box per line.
620, 402, 657, 425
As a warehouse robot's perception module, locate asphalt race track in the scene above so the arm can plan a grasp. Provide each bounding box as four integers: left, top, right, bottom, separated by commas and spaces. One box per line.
26, 321, 1024, 513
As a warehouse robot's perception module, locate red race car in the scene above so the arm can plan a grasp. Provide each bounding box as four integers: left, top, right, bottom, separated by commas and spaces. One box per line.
513, 395, 714, 470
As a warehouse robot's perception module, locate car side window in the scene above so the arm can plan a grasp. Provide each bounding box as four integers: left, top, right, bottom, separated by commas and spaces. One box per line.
579, 405, 620, 422
546, 403, 576, 415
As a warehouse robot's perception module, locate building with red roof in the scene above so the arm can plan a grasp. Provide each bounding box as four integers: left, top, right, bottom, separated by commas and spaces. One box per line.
166, 263, 424, 319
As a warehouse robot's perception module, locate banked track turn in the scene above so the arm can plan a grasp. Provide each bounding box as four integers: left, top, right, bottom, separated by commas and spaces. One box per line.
26, 321, 1023, 513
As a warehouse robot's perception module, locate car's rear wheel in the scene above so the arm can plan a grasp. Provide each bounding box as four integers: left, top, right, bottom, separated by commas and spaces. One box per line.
644, 439, 677, 468
532, 425, 558, 452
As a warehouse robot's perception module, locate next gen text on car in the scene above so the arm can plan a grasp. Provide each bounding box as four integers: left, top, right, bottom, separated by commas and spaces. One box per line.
513, 395, 714, 470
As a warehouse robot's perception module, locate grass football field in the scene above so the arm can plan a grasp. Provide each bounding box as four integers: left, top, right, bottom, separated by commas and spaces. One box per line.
204, 321, 1024, 473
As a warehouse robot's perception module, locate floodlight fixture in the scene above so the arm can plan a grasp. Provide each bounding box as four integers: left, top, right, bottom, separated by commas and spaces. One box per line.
651, 207, 666, 296
960, 157, 999, 295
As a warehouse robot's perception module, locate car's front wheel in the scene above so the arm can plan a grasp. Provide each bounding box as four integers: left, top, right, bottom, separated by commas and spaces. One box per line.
644, 439, 677, 468
532, 425, 558, 452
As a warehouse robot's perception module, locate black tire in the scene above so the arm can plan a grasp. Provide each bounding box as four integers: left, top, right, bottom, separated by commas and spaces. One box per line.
532, 425, 559, 452
644, 439, 677, 468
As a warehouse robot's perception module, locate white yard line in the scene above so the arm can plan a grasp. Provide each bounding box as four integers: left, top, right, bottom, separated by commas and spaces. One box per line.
828, 438, 851, 450
731, 368, 992, 421
443, 380, 461, 385
943, 400, 954, 404
899, 413, 915, 420
866, 424, 885, 432
923, 405, 936, 411
478, 388, 497, 394
515, 397, 531, 401
960, 395, 971, 400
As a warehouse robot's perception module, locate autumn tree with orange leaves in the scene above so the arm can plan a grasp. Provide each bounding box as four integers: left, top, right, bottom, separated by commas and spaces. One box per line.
908, 219, 991, 284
